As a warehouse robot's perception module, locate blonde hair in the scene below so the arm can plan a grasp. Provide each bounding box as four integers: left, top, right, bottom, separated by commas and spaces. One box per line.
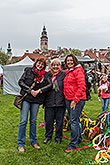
51, 58, 61, 66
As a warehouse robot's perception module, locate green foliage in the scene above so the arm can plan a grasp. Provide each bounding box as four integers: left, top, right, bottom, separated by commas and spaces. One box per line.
0, 51, 9, 65
70, 49, 81, 56
0, 89, 110, 165
60, 48, 81, 57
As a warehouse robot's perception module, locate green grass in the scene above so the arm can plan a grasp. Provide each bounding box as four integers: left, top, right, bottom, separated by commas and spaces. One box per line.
0, 88, 110, 165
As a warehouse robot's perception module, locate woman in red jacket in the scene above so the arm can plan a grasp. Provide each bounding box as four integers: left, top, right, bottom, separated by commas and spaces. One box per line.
63, 54, 86, 153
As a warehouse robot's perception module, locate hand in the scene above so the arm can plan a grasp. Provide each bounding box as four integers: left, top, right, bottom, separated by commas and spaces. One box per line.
98, 97, 101, 101
40, 78, 44, 83
31, 90, 36, 97
70, 101, 76, 110
31, 90, 40, 97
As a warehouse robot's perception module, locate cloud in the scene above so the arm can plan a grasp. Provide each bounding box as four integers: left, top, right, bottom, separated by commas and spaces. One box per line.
0, 0, 110, 55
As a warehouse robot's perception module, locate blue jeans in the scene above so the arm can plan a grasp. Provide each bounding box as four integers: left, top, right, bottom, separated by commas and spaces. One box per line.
65, 99, 85, 149
18, 101, 39, 147
44, 107, 66, 142
101, 98, 109, 112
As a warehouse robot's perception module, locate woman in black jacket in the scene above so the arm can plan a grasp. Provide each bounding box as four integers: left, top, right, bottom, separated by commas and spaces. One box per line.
18, 57, 51, 153
43, 58, 66, 144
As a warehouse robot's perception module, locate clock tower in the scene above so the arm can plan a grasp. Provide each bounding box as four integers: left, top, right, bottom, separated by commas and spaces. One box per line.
40, 26, 48, 51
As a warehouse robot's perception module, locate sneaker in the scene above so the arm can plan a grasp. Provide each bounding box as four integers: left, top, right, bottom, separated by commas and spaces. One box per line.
65, 148, 74, 153
31, 144, 40, 149
44, 138, 51, 144
18, 146, 25, 153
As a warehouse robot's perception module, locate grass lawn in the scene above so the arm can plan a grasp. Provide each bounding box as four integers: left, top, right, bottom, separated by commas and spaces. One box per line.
0, 88, 110, 165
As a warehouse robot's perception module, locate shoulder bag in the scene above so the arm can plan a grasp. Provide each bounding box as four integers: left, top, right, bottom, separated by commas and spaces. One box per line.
13, 82, 35, 109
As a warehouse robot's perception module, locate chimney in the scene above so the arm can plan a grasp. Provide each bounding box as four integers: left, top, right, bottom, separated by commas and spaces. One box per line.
25, 49, 29, 53
94, 48, 99, 57
94, 48, 96, 53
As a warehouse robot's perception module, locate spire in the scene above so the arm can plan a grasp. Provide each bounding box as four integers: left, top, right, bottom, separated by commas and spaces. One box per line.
7, 43, 12, 54
43, 25, 46, 31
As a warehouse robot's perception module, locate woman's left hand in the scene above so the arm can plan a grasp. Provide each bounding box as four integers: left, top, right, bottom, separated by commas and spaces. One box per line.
70, 101, 76, 110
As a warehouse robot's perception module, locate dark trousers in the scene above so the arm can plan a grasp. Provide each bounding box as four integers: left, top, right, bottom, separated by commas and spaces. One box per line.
44, 107, 66, 141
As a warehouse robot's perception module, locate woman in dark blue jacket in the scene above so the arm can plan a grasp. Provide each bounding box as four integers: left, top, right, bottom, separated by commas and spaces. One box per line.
43, 58, 66, 144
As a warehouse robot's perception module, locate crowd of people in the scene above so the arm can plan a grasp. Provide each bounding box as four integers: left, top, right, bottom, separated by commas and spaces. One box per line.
17, 54, 110, 153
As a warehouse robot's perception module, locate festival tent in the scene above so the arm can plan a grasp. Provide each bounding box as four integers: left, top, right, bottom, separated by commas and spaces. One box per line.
3, 56, 34, 95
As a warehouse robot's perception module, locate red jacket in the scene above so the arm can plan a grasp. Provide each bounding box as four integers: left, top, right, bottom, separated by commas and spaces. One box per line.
63, 64, 86, 103
98, 81, 110, 98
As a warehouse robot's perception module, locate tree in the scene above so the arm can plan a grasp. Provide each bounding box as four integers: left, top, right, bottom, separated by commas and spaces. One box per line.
60, 48, 81, 57
70, 49, 81, 56
0, 51, 9, 65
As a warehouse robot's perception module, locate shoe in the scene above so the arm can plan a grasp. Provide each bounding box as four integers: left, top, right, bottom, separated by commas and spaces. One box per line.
18, 146, 25, 153
65, 148, 74, 153
44, 138, 50, 144
55, 140, 61, 144
31, 144, 40, 149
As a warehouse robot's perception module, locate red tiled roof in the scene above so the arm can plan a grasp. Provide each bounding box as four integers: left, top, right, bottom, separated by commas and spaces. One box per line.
84, 49, 110, 63
84, 50, 98, 59
22, 53, 48, 61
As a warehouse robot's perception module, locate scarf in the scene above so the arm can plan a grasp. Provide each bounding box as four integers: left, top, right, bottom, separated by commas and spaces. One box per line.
32, 66, 45, 83
50, 69, 61, 92
50, 69, 61, 76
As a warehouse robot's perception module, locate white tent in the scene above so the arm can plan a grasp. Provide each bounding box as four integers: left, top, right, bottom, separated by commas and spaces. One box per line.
3, 56, 34, 95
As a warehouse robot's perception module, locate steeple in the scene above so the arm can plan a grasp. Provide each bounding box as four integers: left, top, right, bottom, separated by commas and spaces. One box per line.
40, 26, 48, 51
7, 43, 12, 61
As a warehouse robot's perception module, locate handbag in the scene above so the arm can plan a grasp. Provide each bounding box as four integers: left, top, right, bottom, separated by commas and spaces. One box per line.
13, 94, 26, 109
13, 82, 35, 109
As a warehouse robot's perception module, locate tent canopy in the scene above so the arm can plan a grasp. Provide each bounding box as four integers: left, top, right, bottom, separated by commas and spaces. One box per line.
3, 56, 34, 95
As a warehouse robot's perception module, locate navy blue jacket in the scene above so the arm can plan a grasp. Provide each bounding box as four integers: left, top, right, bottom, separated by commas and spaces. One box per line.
44, 70, 66, 107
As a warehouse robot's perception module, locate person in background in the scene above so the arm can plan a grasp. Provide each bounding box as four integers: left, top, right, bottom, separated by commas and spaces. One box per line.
91, 70, 97, 94
98, 74, 110, 112
43, 58, 66, 144
63, 54, 86, 153
97, 73, 101, 87
85, 69, 91, 100
18, 57, 51, 153
108, 71, 110, 82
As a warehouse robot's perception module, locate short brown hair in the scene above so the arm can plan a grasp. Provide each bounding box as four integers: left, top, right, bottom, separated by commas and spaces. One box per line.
64, 54, 79, 68
34, 56, 46, 70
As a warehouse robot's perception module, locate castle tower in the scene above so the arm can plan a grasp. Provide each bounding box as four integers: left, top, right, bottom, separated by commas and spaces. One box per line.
40, 26, 48, 51
7, 43, 12, 61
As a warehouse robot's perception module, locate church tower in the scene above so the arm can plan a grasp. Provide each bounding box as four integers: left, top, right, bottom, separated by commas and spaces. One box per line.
7, 43, 12, 61
40, 26, 48, 51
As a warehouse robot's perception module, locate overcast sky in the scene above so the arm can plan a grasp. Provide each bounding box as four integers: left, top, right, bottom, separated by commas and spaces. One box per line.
1, 0, 110, 56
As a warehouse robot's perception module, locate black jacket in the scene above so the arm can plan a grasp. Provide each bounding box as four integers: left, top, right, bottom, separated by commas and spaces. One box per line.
18, 67, 52, 104
44, 70, 66, 107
